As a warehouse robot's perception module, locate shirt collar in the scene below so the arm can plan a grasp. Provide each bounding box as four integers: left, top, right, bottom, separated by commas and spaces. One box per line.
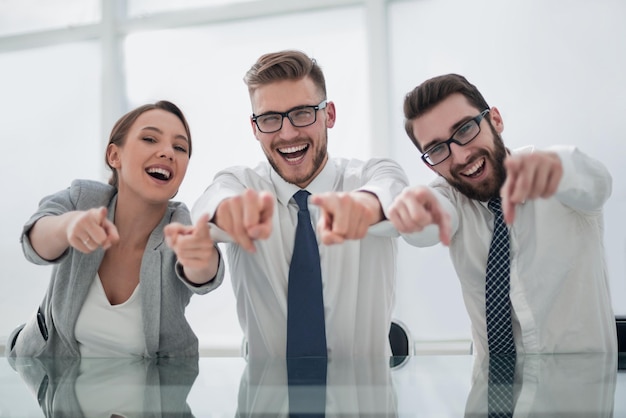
271, 156, 336, 207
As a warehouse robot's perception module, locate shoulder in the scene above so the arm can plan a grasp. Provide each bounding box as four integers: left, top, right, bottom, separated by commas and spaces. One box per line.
167, 201, 192, 225
430, 176, 466, 206
214, 162, 275, 189
67, 179, 116, 209
332, 157, 407, 184
331, 156, 403, 171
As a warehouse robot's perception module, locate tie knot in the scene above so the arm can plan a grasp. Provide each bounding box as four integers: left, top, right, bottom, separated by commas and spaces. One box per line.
293, 190, 311, 211
488, 197, 503, 215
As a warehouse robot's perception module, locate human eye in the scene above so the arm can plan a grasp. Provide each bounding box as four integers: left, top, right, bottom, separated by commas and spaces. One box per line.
257, 113, 281, 130
427, 143, 448, 157
290, 107, 314, 122
142, 136, 157, 143
455, 121, 477, 140
259, 113, 281, 124
174, 144, 188, 153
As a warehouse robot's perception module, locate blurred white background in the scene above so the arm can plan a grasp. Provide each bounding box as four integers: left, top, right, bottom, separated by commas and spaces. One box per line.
1, 0, 625, 355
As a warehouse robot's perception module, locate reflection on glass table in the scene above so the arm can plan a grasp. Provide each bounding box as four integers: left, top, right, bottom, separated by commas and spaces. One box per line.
1, 353, 623, 417
7, 356, 197, 417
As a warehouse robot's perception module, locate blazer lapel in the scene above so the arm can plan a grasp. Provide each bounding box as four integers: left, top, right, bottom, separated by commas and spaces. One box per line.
140, 209, 170, 356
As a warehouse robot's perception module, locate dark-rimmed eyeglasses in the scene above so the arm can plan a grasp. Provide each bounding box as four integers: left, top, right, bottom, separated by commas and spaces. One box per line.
421, 109, 490, 166
252, 100, 327, 133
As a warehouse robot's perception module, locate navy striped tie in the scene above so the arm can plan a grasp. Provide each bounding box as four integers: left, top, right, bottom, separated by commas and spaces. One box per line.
485, 198, 516, 355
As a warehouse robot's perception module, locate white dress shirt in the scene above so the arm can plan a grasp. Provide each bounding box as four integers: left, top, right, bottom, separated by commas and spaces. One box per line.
405, 146, 617, 360
236, 357, 397, 416
192, 157, 408, 357
464, 352, 617, 417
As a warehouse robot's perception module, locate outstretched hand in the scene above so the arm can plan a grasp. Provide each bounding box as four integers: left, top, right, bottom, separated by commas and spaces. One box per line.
387, 186, 451, 246
213, 189, 275, 253
500, 151, 562, 224
310, 191, 384, 245
67, 207, 119, 253
164, 214, 219, 284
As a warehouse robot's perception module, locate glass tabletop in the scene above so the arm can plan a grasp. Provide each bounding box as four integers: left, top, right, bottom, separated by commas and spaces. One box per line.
1, 353, 624, 417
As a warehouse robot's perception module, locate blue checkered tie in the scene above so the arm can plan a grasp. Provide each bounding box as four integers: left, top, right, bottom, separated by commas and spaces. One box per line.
488, 354, 516, 417
286, 190, 327, 358
485, 198, 516, 355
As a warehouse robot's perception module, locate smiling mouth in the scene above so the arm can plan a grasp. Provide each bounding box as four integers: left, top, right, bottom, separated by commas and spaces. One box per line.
278, 144, 309, 163
460, 157, 485, 178
146, 167, 172, 181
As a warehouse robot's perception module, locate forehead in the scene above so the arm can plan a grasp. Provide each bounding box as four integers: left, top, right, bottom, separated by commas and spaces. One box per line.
412, 93, 479, 147
251, 77, 320, 113
132, 109, 185, 134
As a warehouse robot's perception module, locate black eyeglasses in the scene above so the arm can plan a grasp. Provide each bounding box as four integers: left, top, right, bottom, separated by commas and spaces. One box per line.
252, 100, 327, 133
421, 109, 490, 166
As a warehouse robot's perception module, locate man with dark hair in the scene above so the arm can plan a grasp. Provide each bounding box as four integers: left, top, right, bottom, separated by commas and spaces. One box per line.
390, 73, 616, 360
192, 50, 449, 358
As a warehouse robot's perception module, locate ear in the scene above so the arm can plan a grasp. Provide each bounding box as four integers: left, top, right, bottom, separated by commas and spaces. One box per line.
107, 144, 121, 168
488, 107, 504, 134
324, 101, 336, 129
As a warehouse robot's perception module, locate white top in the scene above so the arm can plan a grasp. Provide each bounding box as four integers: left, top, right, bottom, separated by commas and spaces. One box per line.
75, 274, 147, 357
405, 145, 617, 360
75, 358, 149, 417
192, 157, 409, 357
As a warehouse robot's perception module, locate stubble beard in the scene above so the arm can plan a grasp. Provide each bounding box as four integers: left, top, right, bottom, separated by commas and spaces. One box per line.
445, 128, 508, 202
265, 130, 328, 187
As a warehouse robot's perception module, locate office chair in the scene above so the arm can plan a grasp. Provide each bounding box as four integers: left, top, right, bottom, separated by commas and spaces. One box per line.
240, 319, 414, 368
617, 316, 626, 370
389, 319, 412, 368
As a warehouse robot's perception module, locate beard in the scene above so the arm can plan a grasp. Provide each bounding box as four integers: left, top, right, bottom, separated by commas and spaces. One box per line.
264, 130, 328, 187
444, 125, 508, 202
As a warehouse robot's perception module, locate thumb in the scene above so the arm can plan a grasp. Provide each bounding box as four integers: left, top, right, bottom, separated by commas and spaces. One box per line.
96, 206, 108, 225
194, 213, 211, 238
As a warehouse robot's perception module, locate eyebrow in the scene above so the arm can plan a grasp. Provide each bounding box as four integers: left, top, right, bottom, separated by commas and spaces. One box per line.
421, 115, 476, 151
141, 126, 188, 142
255, 101, 322, 116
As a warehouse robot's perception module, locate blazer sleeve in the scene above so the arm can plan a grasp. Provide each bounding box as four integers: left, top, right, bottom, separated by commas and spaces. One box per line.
21, 179, 116, 265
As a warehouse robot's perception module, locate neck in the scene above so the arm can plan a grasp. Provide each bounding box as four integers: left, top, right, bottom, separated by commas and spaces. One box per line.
113, 190, 168, 249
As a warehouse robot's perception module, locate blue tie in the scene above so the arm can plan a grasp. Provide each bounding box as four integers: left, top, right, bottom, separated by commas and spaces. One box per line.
485, 198, 516, 355
287, 357, 327, 417
286, 190, 327, 358
488, 354, 516, 417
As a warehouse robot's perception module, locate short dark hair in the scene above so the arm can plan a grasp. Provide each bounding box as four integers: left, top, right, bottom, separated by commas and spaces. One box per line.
244, 50, 327, 99
105, 100, 192, 188
404, 74, 490, 151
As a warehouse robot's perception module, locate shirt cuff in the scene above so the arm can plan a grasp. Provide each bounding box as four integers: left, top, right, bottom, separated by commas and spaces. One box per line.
175, 245, 225, 295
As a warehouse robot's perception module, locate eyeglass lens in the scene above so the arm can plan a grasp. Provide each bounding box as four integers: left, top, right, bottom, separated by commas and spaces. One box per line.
256, 107, 317, 133
423, 113, 485, 165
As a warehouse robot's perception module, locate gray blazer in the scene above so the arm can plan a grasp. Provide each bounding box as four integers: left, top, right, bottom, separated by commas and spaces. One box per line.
6, 179, 224, 358
9, 356, 198, 417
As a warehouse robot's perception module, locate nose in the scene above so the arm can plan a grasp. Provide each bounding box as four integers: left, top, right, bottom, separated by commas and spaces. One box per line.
278, 116, 299, 140
159, 146, 175, 161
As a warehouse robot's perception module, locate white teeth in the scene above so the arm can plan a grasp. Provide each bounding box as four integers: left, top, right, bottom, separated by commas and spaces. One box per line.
279, 144, 307, 154
462, 159, 484, 176
147, 167, 171, 179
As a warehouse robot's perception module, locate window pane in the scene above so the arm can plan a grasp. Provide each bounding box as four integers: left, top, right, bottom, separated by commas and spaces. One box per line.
128, 0, 255, 17
124, 6, 368, 349
0, 0, 99, 36
0, 42, 101, 342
